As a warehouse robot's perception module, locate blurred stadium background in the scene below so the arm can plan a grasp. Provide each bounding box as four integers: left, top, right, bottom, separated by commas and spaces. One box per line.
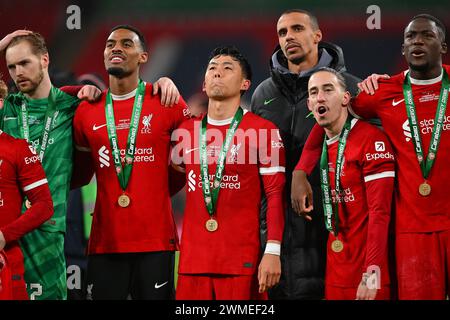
1, 0, 449, 299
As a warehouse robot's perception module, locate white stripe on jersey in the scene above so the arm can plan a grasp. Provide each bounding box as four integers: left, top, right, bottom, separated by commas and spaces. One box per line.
364, 171, 395, 182
259, 166, 285, 175
75, 145, 91, 152
23, 178, 48, 192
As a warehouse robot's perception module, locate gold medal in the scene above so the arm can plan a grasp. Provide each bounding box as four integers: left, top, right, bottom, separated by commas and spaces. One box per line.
118, 194, 131, 207
419, 182, 431, 197
25, 200, 32, 209
331, 239, 344, 253
205, 218, 218, 232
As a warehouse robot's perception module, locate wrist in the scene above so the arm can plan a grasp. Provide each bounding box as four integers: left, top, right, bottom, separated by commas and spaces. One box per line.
293, 170, 307, 178
264, 242, 281, 256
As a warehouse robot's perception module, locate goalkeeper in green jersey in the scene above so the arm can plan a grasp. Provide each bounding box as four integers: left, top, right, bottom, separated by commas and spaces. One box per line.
0, 30, 181, 299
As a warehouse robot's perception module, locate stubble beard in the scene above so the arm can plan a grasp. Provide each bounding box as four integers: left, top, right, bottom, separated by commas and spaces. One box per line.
107, 67, 131, 79
18, 67, 44, 95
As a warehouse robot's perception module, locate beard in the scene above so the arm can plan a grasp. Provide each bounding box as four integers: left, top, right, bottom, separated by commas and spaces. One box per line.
107, 67, 131, 78
288, 54, 306, 65
408, 60, 430, 73
17, 68, 44, 95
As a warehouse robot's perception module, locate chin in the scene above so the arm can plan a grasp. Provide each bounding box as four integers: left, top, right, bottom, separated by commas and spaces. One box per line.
288, 54, 306, 65
408, 61, 429, 73
107, 67, 127, 78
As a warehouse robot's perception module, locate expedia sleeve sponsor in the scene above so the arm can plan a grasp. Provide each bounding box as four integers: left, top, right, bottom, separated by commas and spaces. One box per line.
365, 151, 395, 162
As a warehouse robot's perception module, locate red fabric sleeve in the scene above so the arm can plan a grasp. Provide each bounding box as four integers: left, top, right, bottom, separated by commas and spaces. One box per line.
259, 122, 286, 242
294, 123, 324, 175
363, 178, 394, 272
0, 141, 53, 243
262, 173, 285, 242
168, 165, 186, 197
349, 88, 380, 120
71, 149, 95, 189
361, 128, 395, 272
59, 85, 83, 97
71, 102, 95, 189
171, 96, 191, 130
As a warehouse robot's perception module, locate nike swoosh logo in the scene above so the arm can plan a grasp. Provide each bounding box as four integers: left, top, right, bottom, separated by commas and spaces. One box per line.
154, 281, 168, 289
185, 147, 199, 154
392, 98, 405, 106
264, 97, 277, 105
4, 116, 17, 121
93, 124, 107, 131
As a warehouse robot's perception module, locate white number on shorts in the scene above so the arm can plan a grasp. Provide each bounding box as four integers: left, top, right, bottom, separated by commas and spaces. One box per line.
29, 283, 43, 300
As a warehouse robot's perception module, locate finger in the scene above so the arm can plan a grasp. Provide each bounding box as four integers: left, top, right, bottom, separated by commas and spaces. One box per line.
152, 82, 159, 96
266, 273, 275, 289
257, 264, 262, 285
259, 271, 268, 293
92, 89, 99, 102
306, 190, 314, 211
166, 87, 174, 107
360, 81, 371, 95
170, 87, 178, 106
160, 87, 168, 106
357, 82, 364, 92
367, 81, 375, 95
77, 88, 85, 100
370, 75, 378, 91
12, 30, 32, 37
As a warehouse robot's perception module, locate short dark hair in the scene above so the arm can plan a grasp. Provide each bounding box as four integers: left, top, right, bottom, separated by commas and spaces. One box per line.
7, 32, 48, 56
110, 24, 147, 52
310, 67, 347, 91
208, 45, 252, 82
280, 9, 319, 31
409, 14, 446, 41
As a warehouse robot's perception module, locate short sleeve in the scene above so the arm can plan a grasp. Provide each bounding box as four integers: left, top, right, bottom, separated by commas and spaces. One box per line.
258, 121, 286, 175
360, 127, 395, 183
15, 140, 48, 193
73, 102, 90, 151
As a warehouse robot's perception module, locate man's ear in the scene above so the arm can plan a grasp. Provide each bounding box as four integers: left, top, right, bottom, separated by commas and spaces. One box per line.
441, 41, 448, 54
241, 79, 251, 91
342, 91, 351, 107
307, 97, 313, 112
401, 43, 405, 56
202, 81, 206, 92
139, 52, 148, 64
41, 53, 50, 69
314, 29, 323, 44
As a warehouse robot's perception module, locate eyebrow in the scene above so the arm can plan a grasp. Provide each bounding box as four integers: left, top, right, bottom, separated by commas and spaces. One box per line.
106, 38, 135, 44
208, 61, 234, 66
309, 83, 335, 91
7, 58, 30, 68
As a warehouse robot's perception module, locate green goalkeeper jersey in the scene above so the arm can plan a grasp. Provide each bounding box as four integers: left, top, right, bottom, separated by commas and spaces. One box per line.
0, 86, 80, 233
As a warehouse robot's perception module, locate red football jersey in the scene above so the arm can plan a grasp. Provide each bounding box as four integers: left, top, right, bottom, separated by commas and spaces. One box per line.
73, 83, 190, 254
325, 119, 395, 287
350, 65, 450, 233
173, 111, 286, 275
0, 131, 53, 242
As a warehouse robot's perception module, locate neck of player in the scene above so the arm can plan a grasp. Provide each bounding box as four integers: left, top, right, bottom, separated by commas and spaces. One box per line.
109, 72, 140, 96
324, 110, 349, 139
207, 98, 241, 121
409, 63, 442, 80
26, 74, 52, 100
288, 49, 319, 74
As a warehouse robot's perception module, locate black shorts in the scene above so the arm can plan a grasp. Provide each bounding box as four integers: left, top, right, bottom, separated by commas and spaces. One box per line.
85, 251, 175, 300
